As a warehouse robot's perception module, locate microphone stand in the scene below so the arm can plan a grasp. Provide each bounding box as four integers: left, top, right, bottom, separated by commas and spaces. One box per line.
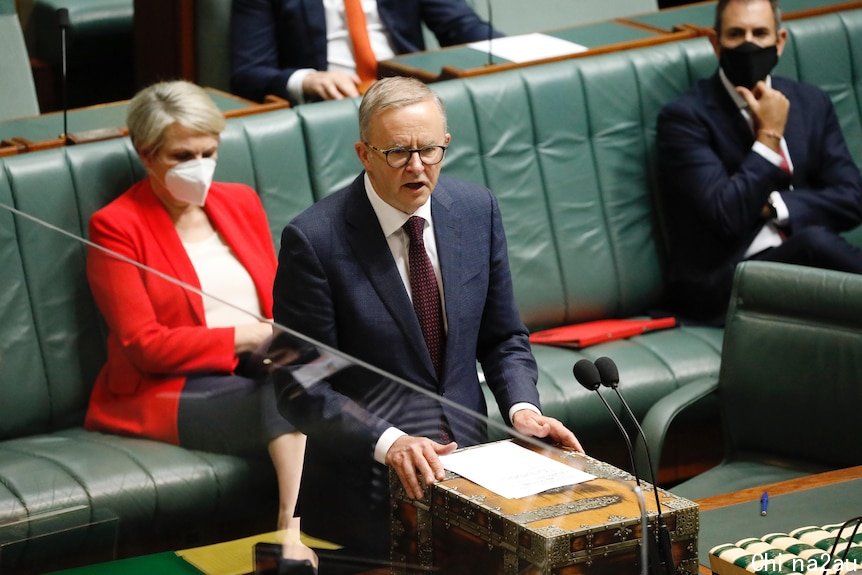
574, 359, 654, 574
632, 483, 649, 575
57, 8, 70, 144
485, 0, 493, 67
595, 357, 676, 575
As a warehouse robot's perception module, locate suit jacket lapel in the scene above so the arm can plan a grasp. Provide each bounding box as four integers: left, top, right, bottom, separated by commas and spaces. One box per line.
431, 182, 462, 386
706, 73, 754, 151
772, 77, 801, 183
343, 177, 437, 379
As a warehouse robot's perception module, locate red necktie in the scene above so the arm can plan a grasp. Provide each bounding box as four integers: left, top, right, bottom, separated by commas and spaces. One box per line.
778, 151, 790, 173
343, 0, 377, 92
403, 216, 445, 377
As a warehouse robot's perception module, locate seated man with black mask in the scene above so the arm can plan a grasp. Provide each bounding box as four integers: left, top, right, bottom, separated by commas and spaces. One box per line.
656, 0, 862, 324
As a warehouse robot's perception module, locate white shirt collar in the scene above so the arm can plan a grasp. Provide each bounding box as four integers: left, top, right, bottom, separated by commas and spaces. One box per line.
364, 173, 433, 238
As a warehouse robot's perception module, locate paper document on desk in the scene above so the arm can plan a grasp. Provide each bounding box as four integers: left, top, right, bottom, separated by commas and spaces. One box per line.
467, 33, 587, 63
439, 440, 594, 499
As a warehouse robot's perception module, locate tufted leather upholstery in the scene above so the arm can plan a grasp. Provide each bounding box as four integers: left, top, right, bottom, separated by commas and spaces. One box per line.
1, 8, 860, 571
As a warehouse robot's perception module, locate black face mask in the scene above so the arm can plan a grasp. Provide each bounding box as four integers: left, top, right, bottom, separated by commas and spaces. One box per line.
719, 42, 779, 89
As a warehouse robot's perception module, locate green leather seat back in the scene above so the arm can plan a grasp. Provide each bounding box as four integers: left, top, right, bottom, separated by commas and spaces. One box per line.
0, 140, 139, 439
720, 261, 862, 468
294, 98, 364, 201
217, 109, 317, 245
431, 38, 715, 329
438, 74, 572, 328
782, 9, 862, 167
0, 163, 50, 438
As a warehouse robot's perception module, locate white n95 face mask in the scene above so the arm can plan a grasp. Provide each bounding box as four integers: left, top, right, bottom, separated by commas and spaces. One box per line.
163, 157, 216, 206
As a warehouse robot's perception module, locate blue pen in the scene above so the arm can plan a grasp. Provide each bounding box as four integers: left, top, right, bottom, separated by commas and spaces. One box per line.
760, 491, 769, 516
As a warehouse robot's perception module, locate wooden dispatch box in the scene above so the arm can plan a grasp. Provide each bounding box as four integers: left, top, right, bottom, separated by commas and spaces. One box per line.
390, 441, 700, 574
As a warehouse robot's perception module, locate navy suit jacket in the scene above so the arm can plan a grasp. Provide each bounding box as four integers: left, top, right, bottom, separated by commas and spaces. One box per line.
230, 0, 499, 102
657, 72, 862, 320
272, 174, 539, 553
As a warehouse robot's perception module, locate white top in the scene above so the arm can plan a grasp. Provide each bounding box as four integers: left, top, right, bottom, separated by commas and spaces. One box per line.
182, 232, 261, 327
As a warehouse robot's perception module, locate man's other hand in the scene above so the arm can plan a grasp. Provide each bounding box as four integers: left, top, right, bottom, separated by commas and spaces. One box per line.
385, 436, 457, 500
512, 409, 585, 454
303, 70, 361, 101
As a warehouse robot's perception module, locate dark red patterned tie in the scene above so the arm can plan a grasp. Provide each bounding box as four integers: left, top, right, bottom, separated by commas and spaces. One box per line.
404, 216, 445, 377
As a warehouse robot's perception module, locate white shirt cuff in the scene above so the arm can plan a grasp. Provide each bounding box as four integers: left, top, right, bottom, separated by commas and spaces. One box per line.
374, 426, 406, 464
509, 402, 541, 422
752, 140, 786, 170
769, 191, 789, 225
287, 68, 315, 104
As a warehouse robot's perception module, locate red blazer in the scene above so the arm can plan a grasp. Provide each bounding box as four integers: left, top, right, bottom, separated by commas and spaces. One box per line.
84, 179, 277, 444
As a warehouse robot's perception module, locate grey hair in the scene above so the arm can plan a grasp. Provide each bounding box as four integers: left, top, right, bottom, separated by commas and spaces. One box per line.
715, 0, 782, 37
126, 80, 225, 156
358, 77, 447, 141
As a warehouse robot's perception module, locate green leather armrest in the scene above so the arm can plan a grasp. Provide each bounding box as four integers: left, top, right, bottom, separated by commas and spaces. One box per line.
635, 376, 719, 481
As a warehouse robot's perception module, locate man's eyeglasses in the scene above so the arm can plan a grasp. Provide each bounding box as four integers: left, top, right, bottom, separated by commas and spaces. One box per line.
364, 143, 447, 168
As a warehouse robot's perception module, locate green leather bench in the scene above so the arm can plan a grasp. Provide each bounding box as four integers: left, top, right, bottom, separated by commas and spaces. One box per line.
1, 8, 861, 573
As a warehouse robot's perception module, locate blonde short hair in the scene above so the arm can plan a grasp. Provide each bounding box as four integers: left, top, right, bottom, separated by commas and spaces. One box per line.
358, 77, 447, 141
127, 80, 225, 156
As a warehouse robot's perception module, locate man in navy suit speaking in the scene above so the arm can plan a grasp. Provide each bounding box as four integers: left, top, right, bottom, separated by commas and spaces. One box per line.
272, 76, 583, 569
657, 0, 862, 323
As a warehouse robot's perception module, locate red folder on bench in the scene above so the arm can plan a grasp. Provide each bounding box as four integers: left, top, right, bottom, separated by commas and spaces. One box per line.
529, 317, 676, 349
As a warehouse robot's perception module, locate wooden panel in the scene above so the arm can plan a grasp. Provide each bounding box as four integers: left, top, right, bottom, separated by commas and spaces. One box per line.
133, 0, 195, 89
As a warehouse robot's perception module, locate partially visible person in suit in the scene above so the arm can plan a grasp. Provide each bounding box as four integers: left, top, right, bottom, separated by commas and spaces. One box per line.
657, 0, 862, 323
230, 0, 501, 104
84, 81, 311, 558
272, 76, 583, 571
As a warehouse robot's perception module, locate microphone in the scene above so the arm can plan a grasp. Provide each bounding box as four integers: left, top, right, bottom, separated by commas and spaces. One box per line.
572, 360, 640, 489
595, 356, 676, 575
57, 8, 70, 144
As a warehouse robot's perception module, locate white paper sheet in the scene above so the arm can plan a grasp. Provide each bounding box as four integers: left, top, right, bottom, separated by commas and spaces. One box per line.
439, 441, 595, 499
467, 33, 587, 64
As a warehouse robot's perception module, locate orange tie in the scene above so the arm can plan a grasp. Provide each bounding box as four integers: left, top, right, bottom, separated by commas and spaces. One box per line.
343, 0, 377, 93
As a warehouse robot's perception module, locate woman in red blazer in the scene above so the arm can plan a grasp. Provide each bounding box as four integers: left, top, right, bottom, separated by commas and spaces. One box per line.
84, 81, 309, 548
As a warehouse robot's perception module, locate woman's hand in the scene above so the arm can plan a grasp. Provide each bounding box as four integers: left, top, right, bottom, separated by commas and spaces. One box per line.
234, 321, 273, 354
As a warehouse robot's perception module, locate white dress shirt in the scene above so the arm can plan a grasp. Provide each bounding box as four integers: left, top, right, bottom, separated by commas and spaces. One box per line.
718, 70, 793, 258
